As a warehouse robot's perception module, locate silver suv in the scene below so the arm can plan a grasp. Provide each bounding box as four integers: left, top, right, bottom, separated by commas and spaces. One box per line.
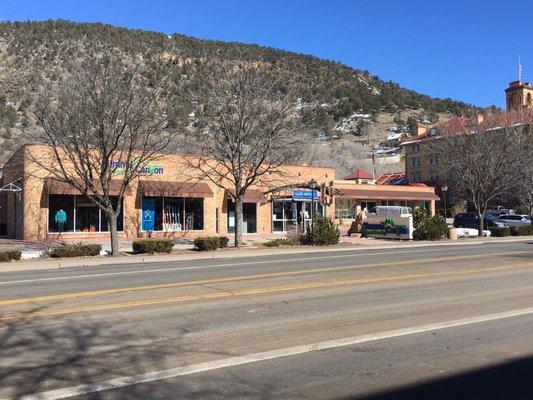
498, 214, 531, 227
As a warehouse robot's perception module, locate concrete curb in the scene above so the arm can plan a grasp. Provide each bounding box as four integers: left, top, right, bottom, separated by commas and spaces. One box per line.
1, 237, 531, 273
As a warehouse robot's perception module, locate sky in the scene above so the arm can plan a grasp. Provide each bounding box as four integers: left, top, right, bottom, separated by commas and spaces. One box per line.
1, 0, 532, 108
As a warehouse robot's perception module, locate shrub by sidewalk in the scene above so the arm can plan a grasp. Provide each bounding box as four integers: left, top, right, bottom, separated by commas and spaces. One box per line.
0, 249, 22, 262
264, 238, 297, 247
413, 209, 448, 240
49, 243, 102, 258
490, 227, 512, 237
510, 225, 533, 236
132, 239, 174, 254
194, 236, 229, 251
301, 216, 340, 246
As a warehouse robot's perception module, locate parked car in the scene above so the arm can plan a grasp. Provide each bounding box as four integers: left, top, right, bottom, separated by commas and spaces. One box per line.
453, 212, 509, 229
486, 205, 511, 216
498, 214, 532, 227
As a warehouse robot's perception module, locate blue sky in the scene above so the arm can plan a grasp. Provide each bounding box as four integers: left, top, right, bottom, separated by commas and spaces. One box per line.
2, 0, 531, 107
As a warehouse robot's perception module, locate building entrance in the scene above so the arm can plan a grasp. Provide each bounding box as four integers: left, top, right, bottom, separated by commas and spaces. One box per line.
272, 199, 323, 233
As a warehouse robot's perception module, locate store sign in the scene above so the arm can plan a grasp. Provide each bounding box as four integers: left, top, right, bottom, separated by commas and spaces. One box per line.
110, 158, 164, 175
292, 189, 319, 200
363, 215, 413, 240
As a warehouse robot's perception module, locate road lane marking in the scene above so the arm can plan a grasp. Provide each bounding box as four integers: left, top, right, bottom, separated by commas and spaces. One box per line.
2, 252, 531, 306
2, 262, 532, 320
14, 306, 533, 400
1, 242, 528, 286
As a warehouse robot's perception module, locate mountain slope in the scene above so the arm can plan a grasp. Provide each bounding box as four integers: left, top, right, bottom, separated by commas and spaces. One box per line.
0, 20, 477, 165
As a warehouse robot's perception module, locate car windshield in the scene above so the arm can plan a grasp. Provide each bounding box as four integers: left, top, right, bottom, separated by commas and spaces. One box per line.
485, 213, 498, 220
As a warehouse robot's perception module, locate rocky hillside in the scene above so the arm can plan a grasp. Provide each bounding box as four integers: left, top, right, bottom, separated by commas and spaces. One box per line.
0, 20, 478, 169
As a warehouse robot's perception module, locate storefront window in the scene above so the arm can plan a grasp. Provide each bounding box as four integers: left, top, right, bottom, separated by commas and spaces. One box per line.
335, 198, 357, 219
141, 197, 204, 231
49, 195, 75, 233
164, 197, 182, 231
272, 201, 284, 232
48, 195, 123, 233
185, 198, 204, 230
75, 197, 100, 232
100, 197, 124, 232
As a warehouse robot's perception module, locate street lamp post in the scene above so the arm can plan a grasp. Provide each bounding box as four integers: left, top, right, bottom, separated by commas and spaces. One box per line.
310, 179, 317, 226
441, 185, 448, 219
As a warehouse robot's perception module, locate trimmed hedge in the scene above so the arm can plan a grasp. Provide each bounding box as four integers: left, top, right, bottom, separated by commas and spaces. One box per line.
511, 225, 533, 236
194, 236, 229, 251
264, 238, 296, 247
132, 239, 174, 254
0, 249, 22, 262
489, 227, 511, 237
49, 244, 102, 258
301, 216, 340, 246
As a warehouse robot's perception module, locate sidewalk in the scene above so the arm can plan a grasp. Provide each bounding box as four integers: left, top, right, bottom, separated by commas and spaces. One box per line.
1, 236, 531, 273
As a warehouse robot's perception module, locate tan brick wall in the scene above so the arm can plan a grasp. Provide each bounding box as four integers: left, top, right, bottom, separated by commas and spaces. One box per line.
404, 141, 440, 184
5, 144, 335, 241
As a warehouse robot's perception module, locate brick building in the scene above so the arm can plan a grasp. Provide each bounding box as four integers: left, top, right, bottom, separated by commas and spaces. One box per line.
0, 144, 439, 241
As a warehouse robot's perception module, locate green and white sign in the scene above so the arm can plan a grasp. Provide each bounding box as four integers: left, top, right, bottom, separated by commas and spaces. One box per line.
363, 215, 413, 240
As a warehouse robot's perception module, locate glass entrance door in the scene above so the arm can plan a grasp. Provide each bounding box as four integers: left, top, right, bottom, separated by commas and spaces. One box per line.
272, 200, 323, 233
227, 201, 257, 234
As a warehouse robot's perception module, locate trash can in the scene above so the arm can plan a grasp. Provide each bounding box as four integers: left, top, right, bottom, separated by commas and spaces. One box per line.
448, 228, 458, 240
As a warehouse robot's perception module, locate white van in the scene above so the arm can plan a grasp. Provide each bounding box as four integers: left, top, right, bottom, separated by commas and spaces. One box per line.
370, 206, 413, 217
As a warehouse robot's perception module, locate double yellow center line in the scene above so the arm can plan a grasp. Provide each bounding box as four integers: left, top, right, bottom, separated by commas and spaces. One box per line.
0, 252, 527, 307
1, 261, 532, 320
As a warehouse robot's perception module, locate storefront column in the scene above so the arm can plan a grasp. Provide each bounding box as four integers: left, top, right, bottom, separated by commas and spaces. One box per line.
429, 200, 436, 216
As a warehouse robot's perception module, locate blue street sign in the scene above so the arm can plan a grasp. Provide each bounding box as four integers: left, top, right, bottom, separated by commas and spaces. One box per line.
292, 189, 319, 200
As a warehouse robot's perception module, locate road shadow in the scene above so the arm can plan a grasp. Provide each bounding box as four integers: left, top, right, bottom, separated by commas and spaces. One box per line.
0, 307, 183, 399
0, 307, 281, 400
347, 355, 533, 400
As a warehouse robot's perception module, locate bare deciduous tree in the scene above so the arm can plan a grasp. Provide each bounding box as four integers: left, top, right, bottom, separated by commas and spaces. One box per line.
183, 62, 308, 247
30, 53, 175, 255
437, 112, 528, 235
516, 123, 533, 224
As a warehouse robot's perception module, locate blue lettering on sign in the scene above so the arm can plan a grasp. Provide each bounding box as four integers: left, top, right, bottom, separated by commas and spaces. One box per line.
292, 190, 319, 200
110, 158, 164, 175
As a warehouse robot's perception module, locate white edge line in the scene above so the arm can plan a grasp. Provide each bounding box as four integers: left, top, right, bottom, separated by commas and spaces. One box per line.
0, 243, 525, 286
15, 306, 533, 400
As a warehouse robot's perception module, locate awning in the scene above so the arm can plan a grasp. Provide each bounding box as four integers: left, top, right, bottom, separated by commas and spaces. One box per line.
226, 189, 268, 203
45, 178, 125, 196
337, 188, 439, 201
138, 181, 213, 198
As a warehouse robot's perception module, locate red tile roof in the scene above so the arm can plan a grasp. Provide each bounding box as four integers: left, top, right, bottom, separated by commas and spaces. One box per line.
376, 172, 406, 185
344, 169, 373, 180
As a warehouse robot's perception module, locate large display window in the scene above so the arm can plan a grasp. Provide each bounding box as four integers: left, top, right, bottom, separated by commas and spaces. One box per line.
141, 197, 204, 232
335, 198, 357, 219
48, 195, 123, 233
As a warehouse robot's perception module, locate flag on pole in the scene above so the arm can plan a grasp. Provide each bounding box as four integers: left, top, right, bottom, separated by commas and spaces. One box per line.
519, 55, 522, 82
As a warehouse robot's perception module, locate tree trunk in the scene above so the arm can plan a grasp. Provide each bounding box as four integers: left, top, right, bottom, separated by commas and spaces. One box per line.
108, 211, 120, 256
235, 195, 244, 248
478, 211, 484, 237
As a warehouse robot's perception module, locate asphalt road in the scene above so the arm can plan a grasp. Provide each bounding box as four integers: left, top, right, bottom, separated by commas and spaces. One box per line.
0, 240, 532, 399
